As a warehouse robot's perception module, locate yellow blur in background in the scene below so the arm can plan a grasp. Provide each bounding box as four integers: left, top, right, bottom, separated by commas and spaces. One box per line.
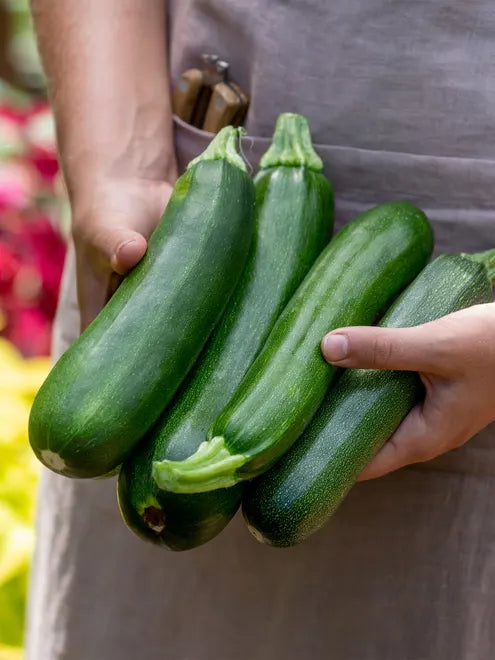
0, 338, 49, 659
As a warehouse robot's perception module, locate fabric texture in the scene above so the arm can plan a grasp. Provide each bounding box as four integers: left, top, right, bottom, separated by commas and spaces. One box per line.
26, 2, 495, 658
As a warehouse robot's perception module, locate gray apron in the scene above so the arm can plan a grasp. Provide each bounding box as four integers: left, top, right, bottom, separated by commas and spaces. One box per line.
26, 2, 495, 658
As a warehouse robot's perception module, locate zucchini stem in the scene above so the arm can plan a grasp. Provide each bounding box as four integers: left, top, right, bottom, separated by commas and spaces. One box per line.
188, 126, 247, 172
465, 248, 495, 285
259, 113, 323, 172
152, 436, 247, 493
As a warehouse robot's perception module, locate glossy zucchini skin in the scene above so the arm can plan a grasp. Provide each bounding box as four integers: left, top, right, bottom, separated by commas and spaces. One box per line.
29, 128, 255, 479
243, 252, 495, 547
153, 202, 434, 494
118, 114, 334, 550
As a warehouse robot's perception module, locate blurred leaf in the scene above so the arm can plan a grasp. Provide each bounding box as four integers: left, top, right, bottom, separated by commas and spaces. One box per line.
0, 567, 27, 647
2, 0, 30, 11
0, 81, 30, 110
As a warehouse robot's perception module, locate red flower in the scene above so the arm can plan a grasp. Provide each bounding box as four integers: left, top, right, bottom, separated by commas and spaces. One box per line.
0, 105, 27, 126
23, 214, 66, 318
6, 305, 52, 357
0, 161, 40, 211
24, 106, 59, 184
0, 241, 20, 291
0, 96, 65, 356
0, 213, 66, 356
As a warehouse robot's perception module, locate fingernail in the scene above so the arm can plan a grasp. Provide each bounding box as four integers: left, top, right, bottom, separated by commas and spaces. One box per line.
115, 238, 137, 256
111, 239, 136, 270
322, 334, 349, 362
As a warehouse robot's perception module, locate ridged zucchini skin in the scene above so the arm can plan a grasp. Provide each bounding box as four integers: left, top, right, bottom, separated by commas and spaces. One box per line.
153, 202, 434, 493
29, 129, 255, 479
243, 252, 495, 547
118, 114, 334, 550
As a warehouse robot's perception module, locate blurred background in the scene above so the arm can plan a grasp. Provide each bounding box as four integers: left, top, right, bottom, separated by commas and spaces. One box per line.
0, 2, 67, 657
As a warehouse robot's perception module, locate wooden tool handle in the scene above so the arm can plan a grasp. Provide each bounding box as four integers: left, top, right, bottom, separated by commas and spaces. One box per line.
172, 68, 204, 123
173, 55, 250, 131
202, 82, 242, 133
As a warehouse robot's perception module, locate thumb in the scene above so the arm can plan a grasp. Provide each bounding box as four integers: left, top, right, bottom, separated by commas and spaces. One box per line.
321, 323, 455, 375
90, 225, 148, 276
74, 224, 148, 331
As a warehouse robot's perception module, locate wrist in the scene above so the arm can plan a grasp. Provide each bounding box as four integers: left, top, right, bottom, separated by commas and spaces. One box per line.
60, 131, 177, 207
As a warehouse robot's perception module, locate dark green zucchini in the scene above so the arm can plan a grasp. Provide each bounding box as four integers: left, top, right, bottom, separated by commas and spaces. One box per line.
118, 113, 334, 550
242, 249, 495, 547
153, 202, 434, 494
29, 127, 255, 479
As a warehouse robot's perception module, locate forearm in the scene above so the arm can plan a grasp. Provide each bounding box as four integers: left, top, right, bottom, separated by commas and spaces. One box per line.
30, 0, 176, 212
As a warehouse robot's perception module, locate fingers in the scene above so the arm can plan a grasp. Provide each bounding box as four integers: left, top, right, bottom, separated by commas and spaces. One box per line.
357, 386, 469, 481
321, 323, 456, 375
357, 406, 431, 481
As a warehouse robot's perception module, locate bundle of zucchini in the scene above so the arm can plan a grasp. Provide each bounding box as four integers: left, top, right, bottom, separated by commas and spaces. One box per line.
118, 113, 334, 550
28, 111, 495, 552
152, 201, 434, 492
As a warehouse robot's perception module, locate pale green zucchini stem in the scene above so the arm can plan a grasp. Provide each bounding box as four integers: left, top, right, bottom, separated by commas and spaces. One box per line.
259, 113, 323, 172
188, 126, 247, 172
464, 248, 495, 285
152, 436, 247, 493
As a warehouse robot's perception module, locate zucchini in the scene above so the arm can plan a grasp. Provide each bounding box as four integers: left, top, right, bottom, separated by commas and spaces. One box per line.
153, 201, 434, 493
242, 249, 495, 547
118, 113, 334, 550
29, 127, 255, 479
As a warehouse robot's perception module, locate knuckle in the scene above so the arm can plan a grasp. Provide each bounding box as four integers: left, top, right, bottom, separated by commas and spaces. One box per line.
370, 335, 394, 368
427, 319, 467, 373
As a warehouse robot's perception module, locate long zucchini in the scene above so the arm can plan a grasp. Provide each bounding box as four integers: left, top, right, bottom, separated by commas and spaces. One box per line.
118, 114, 334, 550
29, 127, 255, 479
153, 202, 434, 493
242, 249, 495, 546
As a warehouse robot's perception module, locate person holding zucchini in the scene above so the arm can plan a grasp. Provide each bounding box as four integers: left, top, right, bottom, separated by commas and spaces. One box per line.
27, 1, 495, 659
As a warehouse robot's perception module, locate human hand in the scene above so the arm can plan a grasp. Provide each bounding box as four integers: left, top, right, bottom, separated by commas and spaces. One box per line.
321, 303, 495, 480
71, 177, 175, 330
